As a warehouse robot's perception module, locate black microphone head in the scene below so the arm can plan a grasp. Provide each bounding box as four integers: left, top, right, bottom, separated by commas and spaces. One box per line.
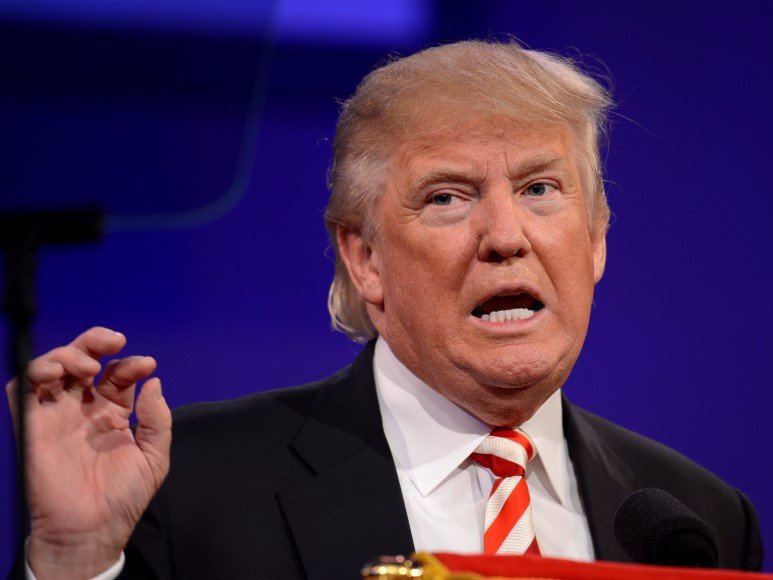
613, 488, 719, 568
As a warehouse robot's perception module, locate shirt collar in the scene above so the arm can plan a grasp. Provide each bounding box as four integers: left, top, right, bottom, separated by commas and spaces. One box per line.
373, 336, 569, 505
519, 385, 568, 506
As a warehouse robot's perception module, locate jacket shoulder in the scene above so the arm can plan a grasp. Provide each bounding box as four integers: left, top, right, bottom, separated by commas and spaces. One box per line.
572, 406, 720, 479
568, 403, 764, 570
168, 365, 351, 450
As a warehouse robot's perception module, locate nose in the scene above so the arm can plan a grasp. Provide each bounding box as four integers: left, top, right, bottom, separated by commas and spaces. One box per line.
477, 186, 532, 262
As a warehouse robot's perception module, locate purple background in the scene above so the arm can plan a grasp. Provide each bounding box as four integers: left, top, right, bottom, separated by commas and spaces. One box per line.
1, 0, 771, 573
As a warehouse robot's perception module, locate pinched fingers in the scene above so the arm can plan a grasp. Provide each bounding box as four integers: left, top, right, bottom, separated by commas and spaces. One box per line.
4, 358, 70, 433
23, 359, 65, 386
8, 328, 125, 407
28, 348, 100, 383
6, 360, 65, 433
27, 345, 102, 391
70, 326, 127, 360
97, 356, 157, 409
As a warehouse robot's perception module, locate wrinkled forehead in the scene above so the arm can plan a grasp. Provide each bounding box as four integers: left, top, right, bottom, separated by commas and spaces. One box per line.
398, 111, 575, 146
385, 111, 583, 180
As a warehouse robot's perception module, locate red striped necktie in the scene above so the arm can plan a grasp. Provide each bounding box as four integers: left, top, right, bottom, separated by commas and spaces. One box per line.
471, 427, 541, 556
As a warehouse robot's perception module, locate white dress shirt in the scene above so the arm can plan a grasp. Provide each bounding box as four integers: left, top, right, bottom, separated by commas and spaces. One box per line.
24, 541, 124, 580
373, 336, 594, 561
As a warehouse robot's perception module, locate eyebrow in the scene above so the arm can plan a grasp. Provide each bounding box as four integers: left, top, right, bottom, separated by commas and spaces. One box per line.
408, 154, 572, 197
407, 169, 486, 198
509, 154, 571, 180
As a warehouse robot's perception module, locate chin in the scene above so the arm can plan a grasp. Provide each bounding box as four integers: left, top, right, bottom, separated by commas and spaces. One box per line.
469, 387, 551, 427
458, 351, 569, 424
469, 346, 562, 390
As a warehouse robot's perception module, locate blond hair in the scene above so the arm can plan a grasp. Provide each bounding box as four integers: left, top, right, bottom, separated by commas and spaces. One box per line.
325, 40, 613, 342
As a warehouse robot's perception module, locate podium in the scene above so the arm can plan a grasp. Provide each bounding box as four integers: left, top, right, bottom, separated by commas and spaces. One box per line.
362, 553, 773, 579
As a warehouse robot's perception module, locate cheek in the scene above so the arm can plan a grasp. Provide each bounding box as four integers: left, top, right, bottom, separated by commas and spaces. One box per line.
389, 227, 475, 282
539, 223, 597, 305
380, 232, 473, 325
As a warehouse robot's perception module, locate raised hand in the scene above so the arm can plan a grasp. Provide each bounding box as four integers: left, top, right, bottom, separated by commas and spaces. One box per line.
6, 327, 172, 579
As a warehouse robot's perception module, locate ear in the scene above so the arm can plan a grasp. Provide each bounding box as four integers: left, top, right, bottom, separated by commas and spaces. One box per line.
591, 230, 607, 284
336, 226, 384, 306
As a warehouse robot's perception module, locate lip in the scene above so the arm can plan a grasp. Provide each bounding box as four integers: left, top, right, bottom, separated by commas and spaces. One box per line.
470, 281, 546, 313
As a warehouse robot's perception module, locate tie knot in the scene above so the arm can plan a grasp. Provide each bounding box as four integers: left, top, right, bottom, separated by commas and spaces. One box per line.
471, 427, 535, 478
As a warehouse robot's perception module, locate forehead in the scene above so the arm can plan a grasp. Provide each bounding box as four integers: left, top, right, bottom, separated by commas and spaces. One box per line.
389, 114, 580, 182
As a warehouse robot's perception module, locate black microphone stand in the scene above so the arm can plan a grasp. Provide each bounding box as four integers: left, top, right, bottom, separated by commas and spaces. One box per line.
1, 207, 102, 552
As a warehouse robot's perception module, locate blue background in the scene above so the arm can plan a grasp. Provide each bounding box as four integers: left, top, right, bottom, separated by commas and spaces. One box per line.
1, 0, 771, 573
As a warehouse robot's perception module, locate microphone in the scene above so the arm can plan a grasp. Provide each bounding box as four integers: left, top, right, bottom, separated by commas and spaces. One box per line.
613, 488, 719, 568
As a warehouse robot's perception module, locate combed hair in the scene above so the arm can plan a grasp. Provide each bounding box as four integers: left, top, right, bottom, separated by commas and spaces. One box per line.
324, 39, 613, 343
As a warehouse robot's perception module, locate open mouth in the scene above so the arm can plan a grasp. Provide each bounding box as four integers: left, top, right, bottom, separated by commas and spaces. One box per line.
472, 292, 545, 322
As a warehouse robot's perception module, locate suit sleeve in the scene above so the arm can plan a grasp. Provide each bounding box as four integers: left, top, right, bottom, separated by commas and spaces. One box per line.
737, 489, 764, 571
118, 491, 174, 579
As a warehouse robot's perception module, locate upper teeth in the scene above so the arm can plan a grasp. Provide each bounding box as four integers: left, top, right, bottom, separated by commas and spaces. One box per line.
481, 308, 536, 322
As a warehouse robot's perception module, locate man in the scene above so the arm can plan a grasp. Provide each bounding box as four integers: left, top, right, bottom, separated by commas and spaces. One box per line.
9, 40, 763, 579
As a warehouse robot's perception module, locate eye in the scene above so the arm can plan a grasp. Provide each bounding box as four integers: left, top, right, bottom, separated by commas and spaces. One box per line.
430, 193, 456, 206
524, 182, 557, 197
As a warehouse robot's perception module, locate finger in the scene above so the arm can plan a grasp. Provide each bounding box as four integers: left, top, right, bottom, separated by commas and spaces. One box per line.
29, 346, 102, 386
97, 356, 157, 409
70, 326, 127, 360
7, 360, 57, 434
134, 378, 172, 482
9, 359, 66, 392
6, 373, 47, 440
24, 359, 67, 386
6, 379, 22, 435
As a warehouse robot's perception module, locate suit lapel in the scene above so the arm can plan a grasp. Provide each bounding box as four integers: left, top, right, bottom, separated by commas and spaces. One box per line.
562, 395, 636, 563
277, 342, 414, 579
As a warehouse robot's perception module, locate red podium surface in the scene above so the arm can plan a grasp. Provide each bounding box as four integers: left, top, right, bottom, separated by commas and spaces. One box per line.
407, 553, 773, 579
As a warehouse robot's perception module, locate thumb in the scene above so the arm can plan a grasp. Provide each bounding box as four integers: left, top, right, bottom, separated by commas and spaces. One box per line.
134, 378, 172, 483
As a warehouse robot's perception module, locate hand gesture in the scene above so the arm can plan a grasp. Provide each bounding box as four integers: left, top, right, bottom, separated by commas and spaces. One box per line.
6, 327, 172, 579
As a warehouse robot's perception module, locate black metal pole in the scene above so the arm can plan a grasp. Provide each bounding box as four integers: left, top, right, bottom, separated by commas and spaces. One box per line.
0, 207, 102, 557
3, 231, 36, 550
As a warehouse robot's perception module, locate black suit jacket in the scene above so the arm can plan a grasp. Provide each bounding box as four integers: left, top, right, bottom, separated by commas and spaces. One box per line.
111, 342, 761, 578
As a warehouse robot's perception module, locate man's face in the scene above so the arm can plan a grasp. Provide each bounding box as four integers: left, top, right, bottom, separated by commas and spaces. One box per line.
345, 115, 606, 426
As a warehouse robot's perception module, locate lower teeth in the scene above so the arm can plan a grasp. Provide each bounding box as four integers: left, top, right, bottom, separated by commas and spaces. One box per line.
481, 308, 536, 322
